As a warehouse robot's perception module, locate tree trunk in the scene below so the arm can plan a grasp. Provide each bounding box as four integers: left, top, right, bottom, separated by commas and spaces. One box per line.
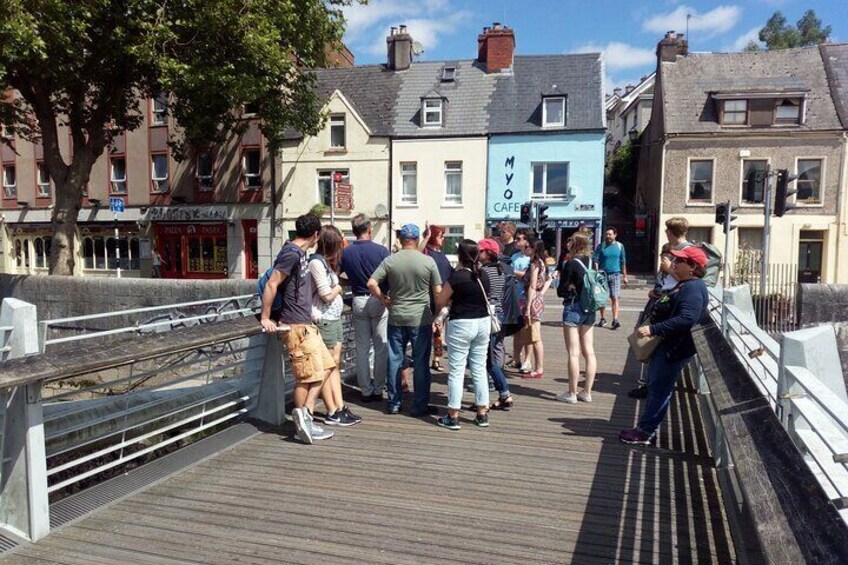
49, 176, 85, 276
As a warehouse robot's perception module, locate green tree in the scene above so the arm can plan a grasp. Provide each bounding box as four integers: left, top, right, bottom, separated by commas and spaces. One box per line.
755, 9, 831, 50
0, 0, 356, 275
605, 141, 639, 199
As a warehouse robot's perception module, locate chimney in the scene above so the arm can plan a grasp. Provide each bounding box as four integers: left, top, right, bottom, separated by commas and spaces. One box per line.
477, 22, 515, 73
613, 87, 622, 97
657, 30, 688, 63
387, 24, 412, 71
625, 85, 635, 94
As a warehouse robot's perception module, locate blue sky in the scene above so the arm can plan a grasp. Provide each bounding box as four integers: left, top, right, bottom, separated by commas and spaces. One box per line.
342, 0, 846, 91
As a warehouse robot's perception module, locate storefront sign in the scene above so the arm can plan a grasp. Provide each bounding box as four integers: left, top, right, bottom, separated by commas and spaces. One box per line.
145, 206, 228, 222
551, 219, 599, 230
156, 223, 227, 237
335, 182, 354, 211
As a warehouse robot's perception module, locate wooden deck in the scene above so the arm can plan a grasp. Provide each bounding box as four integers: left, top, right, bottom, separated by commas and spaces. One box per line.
3, 290, 735, 564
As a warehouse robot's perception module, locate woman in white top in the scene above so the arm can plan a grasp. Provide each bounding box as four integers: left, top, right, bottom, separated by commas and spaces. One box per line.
309, 225, 360, 427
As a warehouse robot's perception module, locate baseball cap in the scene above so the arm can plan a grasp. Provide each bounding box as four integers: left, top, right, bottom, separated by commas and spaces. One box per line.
477, 238, 500, 255
670, 246, 707, 268
399, 224, 420, 240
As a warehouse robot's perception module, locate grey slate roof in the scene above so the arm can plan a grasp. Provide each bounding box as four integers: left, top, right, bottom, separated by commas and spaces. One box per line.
821, 44, 848, 128
488, 54, 605, 134
660, 47, 842, 133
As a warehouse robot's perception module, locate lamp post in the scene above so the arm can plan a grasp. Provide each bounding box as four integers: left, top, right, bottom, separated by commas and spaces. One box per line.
628, 128, 639, 144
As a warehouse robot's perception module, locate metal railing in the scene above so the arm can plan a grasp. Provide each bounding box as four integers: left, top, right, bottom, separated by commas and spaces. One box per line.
731, 252, 798, 334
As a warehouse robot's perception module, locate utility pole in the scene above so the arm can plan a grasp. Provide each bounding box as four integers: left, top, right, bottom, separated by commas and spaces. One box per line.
760, 166, 772, 298
722, 200, 732, 288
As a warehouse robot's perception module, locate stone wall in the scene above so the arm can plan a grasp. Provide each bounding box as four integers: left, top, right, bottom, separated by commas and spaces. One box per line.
798, 284, 848, 380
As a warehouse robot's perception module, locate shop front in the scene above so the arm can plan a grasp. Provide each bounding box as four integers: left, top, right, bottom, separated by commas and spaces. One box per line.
155, 222, 228, 279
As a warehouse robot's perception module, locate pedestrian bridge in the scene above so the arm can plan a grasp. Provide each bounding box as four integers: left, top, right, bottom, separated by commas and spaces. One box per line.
0, 288, 845, 563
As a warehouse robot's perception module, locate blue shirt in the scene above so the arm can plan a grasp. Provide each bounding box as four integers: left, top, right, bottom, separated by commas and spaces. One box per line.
594, 241, 626, 274
511, 253, 530, 298
340, 239, 390, 295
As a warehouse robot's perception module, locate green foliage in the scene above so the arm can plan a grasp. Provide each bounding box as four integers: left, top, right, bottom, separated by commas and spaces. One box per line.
310, 203, 329, 216
605, 141, 639, 197
757, 9, 832, 50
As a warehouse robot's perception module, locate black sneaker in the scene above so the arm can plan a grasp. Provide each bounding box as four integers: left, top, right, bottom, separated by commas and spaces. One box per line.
611, 319, 621, 330
325, 410, 357, 427
474, 413, 489, 427
598, 318, 608, 328
628, 385, 649, 399
436, 415, 461, 430
341, 405, 362, 423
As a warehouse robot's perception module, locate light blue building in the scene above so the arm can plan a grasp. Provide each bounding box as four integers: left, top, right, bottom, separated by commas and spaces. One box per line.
485, 54, 606, 258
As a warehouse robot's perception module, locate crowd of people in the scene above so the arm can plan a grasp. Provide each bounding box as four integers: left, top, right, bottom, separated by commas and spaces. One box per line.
259, 213, 710, 448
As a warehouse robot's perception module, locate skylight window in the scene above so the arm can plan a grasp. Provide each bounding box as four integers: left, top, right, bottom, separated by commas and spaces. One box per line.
441, 67, 456, 82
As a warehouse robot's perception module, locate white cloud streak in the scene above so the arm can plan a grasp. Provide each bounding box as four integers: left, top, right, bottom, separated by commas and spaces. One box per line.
642, 5, 743, 38
726, 26, 763, 51
573, 42, 656, 71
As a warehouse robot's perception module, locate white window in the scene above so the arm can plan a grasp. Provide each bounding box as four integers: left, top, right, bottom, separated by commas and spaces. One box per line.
243, 149, 261, 189
775, 99, 801, 124
688, 160, 713, 203
401, 162, 417, 205
796, 159, 822, 204
531, 162, 569, 200
442, 226, 464, 255
83, 235, 140, 271
441, 67, 456, 82
243, 103, 258, 116
152, 93, 168, 126
110, 157, 127, 193
329, 115, 346, 148
722, 100, 747, 125
543, 97, 565, 127
32, 236, 51, 269
444, 161, 462, 204
2, 164, 16, 198
741, 159, 767, 204
36, 162, 50, 197
196, 151, 214, 191
423, 99, 443, 127
151, 154, 168, 192
317, 169, 349, 207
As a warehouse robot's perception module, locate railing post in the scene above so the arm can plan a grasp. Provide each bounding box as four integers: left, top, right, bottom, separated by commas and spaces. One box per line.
0, 298, 49, 541
248, 333, 287, 427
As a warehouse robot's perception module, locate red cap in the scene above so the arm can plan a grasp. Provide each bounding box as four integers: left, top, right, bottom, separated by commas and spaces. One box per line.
670, 246, 707, 268
478, 238, 500, 255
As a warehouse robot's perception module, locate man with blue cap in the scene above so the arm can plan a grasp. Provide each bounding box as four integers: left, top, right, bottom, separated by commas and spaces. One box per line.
367, 224, 443, 415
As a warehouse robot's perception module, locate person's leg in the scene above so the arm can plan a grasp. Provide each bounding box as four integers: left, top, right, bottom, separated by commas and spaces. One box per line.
445, 319, 472, 418
487, 331, 510, 399
469, 319, 491, 416
531, 320, 544, 374
321, 343, 344, 412
304, 377, 327, 414
368, 297, 389, 394
611, 297, 620, 323
564, 326, 581, 394
579, 324, 597, 394
409, 324, 433, 414
385, 325, 405, 411
352, 296, 374, 395
637, 352, 686, 437
431, 326, 444, 371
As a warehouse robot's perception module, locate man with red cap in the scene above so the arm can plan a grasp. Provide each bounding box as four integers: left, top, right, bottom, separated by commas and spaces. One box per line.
620, 246, 709, 446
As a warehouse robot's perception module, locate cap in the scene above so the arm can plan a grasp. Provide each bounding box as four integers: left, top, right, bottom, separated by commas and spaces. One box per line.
399, 224, 420, 240
670, 246, 707, 268
477, 238, 500, 255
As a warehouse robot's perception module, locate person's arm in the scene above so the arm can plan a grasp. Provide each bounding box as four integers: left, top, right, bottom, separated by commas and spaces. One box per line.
429, 259, 443, 297
620, 243, 628, 283
643, 284, 706, 337
539, 268, 553, 296
367, 260, 392, 308
525, 263, 539, 318
259, 269, 287, 333
309, 260, 342, 304
435, 282, 453, 311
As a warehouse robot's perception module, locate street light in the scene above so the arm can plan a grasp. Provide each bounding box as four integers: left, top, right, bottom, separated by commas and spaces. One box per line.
628, 128, 639, 144
88, 198, 102, 206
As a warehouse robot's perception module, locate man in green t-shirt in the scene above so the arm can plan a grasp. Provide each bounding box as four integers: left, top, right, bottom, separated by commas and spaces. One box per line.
367, 224, 442, 416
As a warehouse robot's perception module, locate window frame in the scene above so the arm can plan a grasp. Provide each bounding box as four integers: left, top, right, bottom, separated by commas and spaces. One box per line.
794, 157, 825, 207
739, 158, 769, 207
720, 99, 748, 125
441, 225, 465, 257
150, 153, 169, 193
151, 93, 168, 126
530, 161, 570, 201
443, 161, 463, 206
2, 163, 17, 199
441, 67, 456, 82
422, 98, 443, 127
82, 234, 140, 271
542, 96, 566, 128
399, 162, 418, 207
110, 156, 128, 194
686, 157, 715, 206
195, 150, 216, 192
241, 147, 262, 191
774, 98, 802, 125
329, 114, 346, 149
35, 161, 51, 198
317, 169, 350, 207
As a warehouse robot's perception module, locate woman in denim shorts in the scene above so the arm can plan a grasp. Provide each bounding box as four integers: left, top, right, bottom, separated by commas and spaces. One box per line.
555, 233, 598, 405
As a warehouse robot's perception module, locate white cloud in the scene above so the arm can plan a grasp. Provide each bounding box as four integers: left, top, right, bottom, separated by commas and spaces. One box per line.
642, 5, 742, 38
573, 42, 655, 71
725, 26, 763, 51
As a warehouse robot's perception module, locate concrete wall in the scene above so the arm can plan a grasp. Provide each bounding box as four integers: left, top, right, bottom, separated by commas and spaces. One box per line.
797, 284, 848, 380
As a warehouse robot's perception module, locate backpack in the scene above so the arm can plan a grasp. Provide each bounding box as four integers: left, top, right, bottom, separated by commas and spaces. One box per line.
684, 242, 722, 287
575, 258, 610, 313
257, 244, 303, 312
498, 259, 524, 337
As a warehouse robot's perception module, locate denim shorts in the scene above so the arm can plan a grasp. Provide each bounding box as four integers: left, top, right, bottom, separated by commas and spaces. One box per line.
562, 300, 597, 327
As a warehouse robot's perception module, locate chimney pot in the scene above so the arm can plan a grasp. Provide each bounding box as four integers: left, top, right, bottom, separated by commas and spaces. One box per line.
390, 26, 397, 36
478, 22, 515, 73
493, 22, 502, 30
399, 24, 407, 34
613, 87, 622, 95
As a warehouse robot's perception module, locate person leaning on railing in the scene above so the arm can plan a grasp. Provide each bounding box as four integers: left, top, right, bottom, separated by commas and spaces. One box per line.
619, 246, 709, 447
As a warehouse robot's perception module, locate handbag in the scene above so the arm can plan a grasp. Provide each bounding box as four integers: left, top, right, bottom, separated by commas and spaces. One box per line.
474, 274, 501, 334
628, 331, 663, 363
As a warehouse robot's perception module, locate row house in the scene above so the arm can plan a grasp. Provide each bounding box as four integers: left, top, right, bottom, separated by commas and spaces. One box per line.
605, 73, 655, 159
636, 33, 847, 284
821, 44, 848, 283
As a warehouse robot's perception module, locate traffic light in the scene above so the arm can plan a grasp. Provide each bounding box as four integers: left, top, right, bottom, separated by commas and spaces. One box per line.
714, 202, 737, 231
774, 169, 799, 217
536, 203, 550, 232
520, 202, 532, 225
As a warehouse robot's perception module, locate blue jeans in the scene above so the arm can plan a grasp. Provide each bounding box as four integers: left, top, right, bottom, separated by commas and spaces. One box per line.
387, 324, 433, 413
637, 343, 688, 437
446, 317, 491, 410
487, 324, 510, 398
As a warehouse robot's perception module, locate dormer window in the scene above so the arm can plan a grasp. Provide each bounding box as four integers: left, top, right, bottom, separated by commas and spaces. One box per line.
441, 67, 456, 82
775, 98, 801, 124
721, 100, 747, 125
422, 99, 443, 127
543, 97, 565, 127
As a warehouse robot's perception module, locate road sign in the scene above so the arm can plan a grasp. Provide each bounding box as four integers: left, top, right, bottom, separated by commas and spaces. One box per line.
109, 197, 125, 213
333, 172, 345, 183
335, 182, 353, 210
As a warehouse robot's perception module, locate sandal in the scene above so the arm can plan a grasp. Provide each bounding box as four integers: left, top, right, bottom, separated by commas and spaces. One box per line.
431, 361, 444, 372
522, 371, 544, 379
491, 396, 514, 411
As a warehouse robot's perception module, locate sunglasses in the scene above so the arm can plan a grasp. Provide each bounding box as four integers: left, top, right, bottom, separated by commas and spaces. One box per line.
672, 256, 697, 268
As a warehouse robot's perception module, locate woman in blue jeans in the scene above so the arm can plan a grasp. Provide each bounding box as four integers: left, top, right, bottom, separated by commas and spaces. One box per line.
478, 238, 513, 409
620, 246, 709, 446
435, 239, 492, 430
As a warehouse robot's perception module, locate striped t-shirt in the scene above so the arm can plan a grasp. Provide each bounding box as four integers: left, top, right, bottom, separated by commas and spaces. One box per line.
480, 263, 506, 312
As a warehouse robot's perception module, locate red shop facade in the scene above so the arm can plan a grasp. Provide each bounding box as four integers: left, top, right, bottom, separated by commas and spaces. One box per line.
155, 222, 228, 279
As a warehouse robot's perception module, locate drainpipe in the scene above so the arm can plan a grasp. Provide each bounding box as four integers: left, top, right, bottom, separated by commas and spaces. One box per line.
388, 139, 393, 250
836, 132, 848, 283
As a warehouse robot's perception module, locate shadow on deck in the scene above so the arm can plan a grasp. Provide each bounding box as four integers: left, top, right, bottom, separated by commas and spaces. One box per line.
1, 304, 735, 564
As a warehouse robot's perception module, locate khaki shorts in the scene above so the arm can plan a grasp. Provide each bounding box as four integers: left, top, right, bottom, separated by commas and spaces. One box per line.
282, 324, 336, 384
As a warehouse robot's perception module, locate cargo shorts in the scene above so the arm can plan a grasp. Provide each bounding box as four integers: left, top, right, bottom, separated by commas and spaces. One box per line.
282, 324, 336, 384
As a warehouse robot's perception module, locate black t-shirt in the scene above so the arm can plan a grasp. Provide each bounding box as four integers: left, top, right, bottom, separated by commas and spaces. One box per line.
502, 241, 517, 259
273, 242, 313, 324
559, 255, 591, 303
448, 268, 491, 320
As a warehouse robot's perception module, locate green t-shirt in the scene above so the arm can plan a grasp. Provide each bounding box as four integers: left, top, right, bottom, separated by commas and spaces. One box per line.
371, 250, 442, 326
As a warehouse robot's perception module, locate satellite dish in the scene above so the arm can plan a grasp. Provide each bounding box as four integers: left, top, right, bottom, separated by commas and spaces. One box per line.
411, 41, 424, 56
374, 204, 389, 218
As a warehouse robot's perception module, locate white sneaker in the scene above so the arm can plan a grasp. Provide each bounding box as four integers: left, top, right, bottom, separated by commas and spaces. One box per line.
292, 408, 314, 444
577, 391, 593, 403
556, 391, 578, 404
310, 422, 334, 441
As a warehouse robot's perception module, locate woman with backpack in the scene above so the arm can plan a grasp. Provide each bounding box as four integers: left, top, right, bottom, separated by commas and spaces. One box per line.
478, 238, 514, 410
555, 232, 598, 404
521, 238, 551, 379
310, 225, 361, 427
435, 239, 492, 430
